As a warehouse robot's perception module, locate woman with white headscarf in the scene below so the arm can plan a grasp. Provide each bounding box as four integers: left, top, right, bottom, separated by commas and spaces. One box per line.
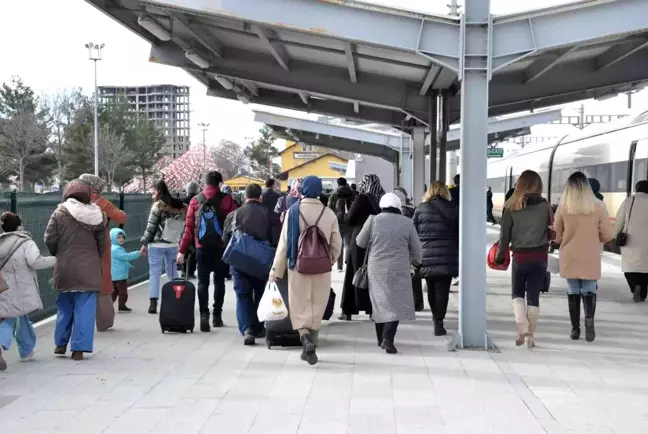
356, 192, 422, 354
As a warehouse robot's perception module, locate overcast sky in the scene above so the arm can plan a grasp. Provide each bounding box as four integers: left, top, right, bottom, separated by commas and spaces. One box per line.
0, 0, 645, 148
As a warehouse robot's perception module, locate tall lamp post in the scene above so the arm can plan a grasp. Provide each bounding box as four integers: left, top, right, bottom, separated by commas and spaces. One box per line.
85, 42, 104, 176
198, 122, 210, 179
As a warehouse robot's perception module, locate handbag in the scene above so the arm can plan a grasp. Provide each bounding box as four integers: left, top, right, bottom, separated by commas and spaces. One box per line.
487, 241, 510, 271
222, 211, 276, 279
616, 197, 635, 247
352, 218, 374, 290
547, 202, 556, 242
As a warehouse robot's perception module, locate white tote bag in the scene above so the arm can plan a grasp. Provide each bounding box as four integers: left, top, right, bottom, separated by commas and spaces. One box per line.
162, 217, 185, 243
547, 254, 560, 275
257, 282, 288, 322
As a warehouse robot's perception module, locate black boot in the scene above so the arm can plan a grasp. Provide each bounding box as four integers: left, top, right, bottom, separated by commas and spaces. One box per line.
567, 294, 581, 340
434, 320, 447, 336
633, 285, 642, 303
148, 299, 158, 314
300, 333, 318, 365
582, 293, 597, 342
380, 321, 399, 354
374, 323, 384, 346
200, 313, 211, 332
212, 315, 224, 328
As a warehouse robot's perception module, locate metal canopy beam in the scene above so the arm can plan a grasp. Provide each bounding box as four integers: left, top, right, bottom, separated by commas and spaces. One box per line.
254, 110, 410, 152
595, 38, 648, 71
253, 25, 291, 71
344, 43, 358, 83
420, 65, 442, 96
446, 109, 562, 142
170, 12, 223, 59
150, 43, 431, 116
524, 46, 579, 84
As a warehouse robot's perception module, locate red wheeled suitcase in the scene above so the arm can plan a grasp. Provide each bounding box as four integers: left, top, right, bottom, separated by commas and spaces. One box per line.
160, 278, 196, 333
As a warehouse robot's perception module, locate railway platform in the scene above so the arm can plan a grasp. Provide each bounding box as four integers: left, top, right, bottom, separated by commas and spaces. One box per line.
1, 228, 647, 434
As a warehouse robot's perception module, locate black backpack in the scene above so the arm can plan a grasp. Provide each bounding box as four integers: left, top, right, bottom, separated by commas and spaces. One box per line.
195, 193, 226, 248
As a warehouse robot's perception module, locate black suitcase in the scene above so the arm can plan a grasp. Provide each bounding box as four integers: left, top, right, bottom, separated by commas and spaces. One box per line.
160, 278, 196, 333
265, 278, 301, 348
323, 288, 336, 321
412, 272, 424, 312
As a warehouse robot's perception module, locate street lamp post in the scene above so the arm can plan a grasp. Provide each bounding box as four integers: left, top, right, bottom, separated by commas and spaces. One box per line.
86, 42, 104, 177
198, 122, 210, 180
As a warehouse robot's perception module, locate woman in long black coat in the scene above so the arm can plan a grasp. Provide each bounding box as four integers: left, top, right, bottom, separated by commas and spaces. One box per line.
339, 174, 384, 320
413, 181, 459, 336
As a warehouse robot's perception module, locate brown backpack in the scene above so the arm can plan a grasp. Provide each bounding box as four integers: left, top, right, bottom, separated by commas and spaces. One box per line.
296, 206, 332, 274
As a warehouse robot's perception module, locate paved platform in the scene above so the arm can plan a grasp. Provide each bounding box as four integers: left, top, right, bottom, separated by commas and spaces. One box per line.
1, 229, 648, 434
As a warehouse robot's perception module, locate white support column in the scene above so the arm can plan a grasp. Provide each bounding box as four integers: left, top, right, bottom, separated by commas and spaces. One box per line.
447, 151, 458, 185
454, 0, 492, 349
412, 127, 426, 205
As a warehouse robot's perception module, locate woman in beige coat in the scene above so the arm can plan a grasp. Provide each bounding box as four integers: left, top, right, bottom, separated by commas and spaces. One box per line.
614, 180, 648, 303
270, 176, 342, 365
554, 171, 614, 343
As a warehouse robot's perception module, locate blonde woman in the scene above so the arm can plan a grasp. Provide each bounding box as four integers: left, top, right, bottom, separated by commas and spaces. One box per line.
554, 171, 614, 342
412, 181, 458, 336
495, 170, 552, 348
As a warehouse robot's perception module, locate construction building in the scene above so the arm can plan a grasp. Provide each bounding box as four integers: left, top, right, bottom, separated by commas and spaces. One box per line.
98, 84, 191, 158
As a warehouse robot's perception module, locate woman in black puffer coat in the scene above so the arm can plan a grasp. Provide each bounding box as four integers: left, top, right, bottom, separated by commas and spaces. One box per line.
413, 181, 459, 336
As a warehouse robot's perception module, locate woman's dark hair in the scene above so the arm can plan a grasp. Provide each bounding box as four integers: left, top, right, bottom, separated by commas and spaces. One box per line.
636, 180, 648, 194
0, 212, 22, 232
154, 179, 183, 208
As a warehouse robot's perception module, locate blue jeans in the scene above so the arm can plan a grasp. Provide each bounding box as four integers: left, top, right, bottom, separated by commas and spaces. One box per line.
567, 279, 598, 295
232, 268, 266, 335
55, 292, 97, 353
0, 316, 36, 359
148, 245, 179, 299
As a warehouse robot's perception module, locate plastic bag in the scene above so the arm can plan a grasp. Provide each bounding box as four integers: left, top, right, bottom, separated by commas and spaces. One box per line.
487, 242, 510, 271
257, 281, 288, 322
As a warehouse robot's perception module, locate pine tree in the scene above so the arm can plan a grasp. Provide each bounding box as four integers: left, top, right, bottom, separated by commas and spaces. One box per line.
244, 125, 280, 179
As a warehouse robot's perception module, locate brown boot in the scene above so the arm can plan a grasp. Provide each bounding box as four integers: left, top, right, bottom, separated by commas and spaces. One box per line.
526, 306, 540, 348
71, 351, 84, 361
512, 298, 529, 346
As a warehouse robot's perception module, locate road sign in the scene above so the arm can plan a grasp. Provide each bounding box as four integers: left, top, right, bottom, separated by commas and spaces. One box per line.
487, 148, 504, 158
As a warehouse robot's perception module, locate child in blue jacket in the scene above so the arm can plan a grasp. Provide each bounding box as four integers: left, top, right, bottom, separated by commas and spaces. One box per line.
110, 228, 141, 312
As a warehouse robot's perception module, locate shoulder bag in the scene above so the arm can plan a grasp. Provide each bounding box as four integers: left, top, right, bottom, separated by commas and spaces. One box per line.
616, 197, 635, 247
352, 217, 375, 290
0, 238, 29, 294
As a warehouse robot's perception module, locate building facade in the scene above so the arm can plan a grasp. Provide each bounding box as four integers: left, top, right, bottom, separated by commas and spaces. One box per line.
98, 85, 191, 158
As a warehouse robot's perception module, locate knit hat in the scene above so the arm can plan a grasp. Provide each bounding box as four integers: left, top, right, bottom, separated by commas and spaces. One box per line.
186, 181, 199, 196
244, 183, 262, 200
79, 173, 105, 193
64, 180, 92, 204
379, 192, 401, 210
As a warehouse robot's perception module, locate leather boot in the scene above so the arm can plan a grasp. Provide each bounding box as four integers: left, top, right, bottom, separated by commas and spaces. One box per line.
582, 293, 597, 342
300, 333, 318, 365
380, 321, 399, 354
375, 323, 384, 346
526, 306, 539, 348
567, 294, 581, 340
200, 313, 211, 332
148, 298, 158, 314
512, 298, 529, 346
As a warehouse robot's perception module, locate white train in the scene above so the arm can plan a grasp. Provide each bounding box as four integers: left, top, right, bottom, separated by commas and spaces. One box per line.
488, 110, 648, 233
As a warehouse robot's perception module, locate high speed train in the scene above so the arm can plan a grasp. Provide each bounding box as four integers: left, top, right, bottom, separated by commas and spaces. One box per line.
487, 109, 648, 227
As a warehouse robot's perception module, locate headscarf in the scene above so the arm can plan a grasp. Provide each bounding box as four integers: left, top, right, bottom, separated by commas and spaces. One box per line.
286, 176, 323, 270
64, 180, 92, 204
588, 178, 604, 201
392, 189, 407, 206
290, 178, 303, 198
78, 173, 105, 193
358, 174, 385, 199
379, 192, 402, 211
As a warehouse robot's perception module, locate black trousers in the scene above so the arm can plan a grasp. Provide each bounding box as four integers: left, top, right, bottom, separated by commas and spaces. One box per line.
375, 321, 399, 344
511, 259, 547, 307
425, 276, 452, 321
184, 248, 197, 277
196, 247, 227, 316
624, 272, 648, 300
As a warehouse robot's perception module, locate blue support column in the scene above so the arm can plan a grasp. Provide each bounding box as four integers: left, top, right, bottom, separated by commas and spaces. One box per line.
453, 0, 493, 349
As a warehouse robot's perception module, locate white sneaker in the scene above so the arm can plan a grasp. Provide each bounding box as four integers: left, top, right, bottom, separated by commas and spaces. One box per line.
0, 347, 7, 371
20, 351, 35, 362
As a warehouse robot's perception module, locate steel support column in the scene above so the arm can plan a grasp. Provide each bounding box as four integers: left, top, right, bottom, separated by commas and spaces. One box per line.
439, 92, 449, 184
412, 127, 426, 205
454, 0, 492, 350
399, 130, 413, 196
428, 91, 438, 185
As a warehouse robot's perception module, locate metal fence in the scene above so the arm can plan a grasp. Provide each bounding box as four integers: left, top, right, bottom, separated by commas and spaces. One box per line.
0, 191, 152, 322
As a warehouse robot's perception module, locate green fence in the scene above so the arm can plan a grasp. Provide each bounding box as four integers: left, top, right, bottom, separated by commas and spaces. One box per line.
0, 191, 152, 322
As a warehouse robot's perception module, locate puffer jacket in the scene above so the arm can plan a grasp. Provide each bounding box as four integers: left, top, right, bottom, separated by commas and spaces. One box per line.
45, 199, 107, 292
141, 199, 187, 246
413, 198, 459, 278
328, 185, 355, 223
110, 228, 140, 281
0, 231, 55, 319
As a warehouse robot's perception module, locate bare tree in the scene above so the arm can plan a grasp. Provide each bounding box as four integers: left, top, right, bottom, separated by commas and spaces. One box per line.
42, 88, 86, 183
213, 140, 250, 179
0, 110, 48, 191
85, 124, 134, 190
